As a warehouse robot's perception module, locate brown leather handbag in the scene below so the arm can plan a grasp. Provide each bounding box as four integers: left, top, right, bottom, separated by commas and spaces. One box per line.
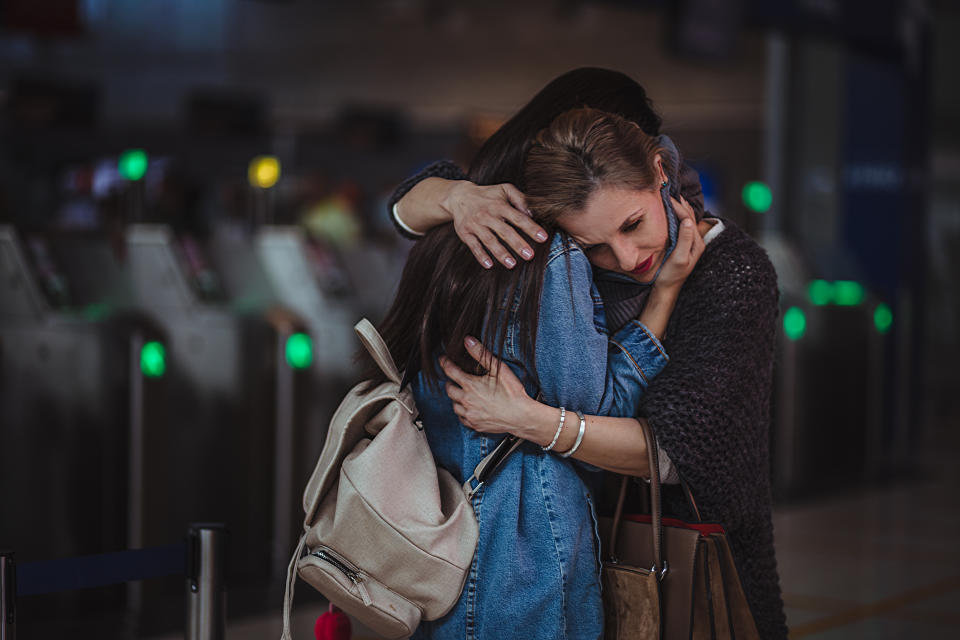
599, 419, 761, 640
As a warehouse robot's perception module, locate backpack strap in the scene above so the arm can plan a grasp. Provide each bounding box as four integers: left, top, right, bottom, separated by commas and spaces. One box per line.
280, 532, 307, 640
462, 434, 524, 498
354, 318, 402, 385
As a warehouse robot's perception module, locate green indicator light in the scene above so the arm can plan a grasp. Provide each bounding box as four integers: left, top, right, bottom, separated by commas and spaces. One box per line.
742, 181, 772, 213
140, 341, 166, 377
285, 332, 313, 369
783, 307, 806, 341
874, 303, 893, 334
833, 281, 865, 306
808, 280, 833, 306
119, 149, 149, 181
81, 302, 111, 321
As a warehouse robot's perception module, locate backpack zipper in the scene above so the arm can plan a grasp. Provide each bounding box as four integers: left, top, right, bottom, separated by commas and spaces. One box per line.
311, 547, 372, 606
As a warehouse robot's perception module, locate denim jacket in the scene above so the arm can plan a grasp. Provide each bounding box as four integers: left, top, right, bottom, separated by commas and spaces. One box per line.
411, 233, 669, 640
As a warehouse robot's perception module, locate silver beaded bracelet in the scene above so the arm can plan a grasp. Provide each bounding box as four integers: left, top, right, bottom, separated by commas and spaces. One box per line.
559, 410, 586, 458
542, 406, 566, 452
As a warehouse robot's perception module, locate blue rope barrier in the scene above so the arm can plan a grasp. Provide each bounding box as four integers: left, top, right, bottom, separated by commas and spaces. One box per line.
16, 542, 186, 596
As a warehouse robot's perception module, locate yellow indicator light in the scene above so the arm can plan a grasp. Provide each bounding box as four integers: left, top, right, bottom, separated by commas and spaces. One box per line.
249, 155, 280, 189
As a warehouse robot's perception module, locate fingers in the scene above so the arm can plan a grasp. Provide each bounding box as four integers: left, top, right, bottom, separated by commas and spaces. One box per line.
445, 382, 464, 403
671, 195, 694, 223
439, 356, 471, 387
673, 213, 695, 262
501, 184, 548, 244
462, 235, 496, 269
506, 209, 549, 246
501, 183, 529, 216
463, 336, 499, 373
473, 227, 517, 268
458, 182, 545, 269
489, 219, 535, 262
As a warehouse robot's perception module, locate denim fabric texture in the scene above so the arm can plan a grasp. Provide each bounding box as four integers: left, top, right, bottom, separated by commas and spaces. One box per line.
411, 233, 669, 640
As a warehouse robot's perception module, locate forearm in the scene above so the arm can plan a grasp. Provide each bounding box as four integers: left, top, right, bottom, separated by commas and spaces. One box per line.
394, 177, 460, 234
519, 399, 651, 477
637, 283, 681, 340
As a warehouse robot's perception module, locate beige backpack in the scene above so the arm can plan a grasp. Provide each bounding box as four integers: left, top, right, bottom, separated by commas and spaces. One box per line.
281, 319, 520, 639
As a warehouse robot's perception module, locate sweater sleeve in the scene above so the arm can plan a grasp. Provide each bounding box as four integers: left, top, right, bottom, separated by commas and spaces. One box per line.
638, 233, 779, 533
386, 160, 468, 239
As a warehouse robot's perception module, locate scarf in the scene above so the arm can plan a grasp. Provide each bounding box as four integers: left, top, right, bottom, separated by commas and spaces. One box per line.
595, 135, 706, 333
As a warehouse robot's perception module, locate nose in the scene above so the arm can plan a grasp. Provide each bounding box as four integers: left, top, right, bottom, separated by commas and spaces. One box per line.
611, 241, 639, 272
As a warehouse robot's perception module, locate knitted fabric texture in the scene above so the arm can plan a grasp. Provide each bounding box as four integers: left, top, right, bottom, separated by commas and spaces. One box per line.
631, 220, 787, 639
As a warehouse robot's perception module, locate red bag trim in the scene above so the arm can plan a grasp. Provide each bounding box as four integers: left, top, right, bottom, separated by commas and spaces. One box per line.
623, 514, 726, 537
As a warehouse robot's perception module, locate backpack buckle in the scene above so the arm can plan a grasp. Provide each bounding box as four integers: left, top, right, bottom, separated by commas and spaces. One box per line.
463, 474, 484, 499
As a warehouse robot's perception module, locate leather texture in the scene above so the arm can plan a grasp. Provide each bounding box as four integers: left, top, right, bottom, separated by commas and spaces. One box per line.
602, 565, 662, 640
599, 419, 761, 639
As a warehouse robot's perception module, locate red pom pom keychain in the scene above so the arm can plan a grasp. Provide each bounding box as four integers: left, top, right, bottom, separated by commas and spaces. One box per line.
314, 603, 351, 640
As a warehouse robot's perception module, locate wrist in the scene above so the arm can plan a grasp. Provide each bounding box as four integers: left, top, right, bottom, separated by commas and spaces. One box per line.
650, 280, 682, 298
437, 178, 469, 220
520, 399, 560, 447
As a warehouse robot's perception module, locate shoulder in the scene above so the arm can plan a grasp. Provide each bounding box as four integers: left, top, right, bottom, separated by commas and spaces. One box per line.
545, 231, 586, 265
543, 232, 592, 279
690, 218, 778, 302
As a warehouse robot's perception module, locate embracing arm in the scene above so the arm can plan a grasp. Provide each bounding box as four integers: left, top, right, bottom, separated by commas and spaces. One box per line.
445, 337, 655, 477
442, 211, 703, 477
387, 161, 547, 267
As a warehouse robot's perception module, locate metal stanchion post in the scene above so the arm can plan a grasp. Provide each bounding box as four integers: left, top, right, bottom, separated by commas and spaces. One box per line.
186, 524, 226, 640
1, 551, 15, 640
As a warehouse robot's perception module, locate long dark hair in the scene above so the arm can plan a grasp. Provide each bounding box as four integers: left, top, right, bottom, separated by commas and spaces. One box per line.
369, 69, 665, 388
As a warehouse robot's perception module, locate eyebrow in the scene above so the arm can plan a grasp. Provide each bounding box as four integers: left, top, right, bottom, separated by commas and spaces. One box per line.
578, 208, 647, 250
618, 209, 646, 231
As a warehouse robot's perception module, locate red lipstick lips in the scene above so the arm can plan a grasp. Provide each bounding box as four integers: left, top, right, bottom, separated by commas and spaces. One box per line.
631, 256, 654, 275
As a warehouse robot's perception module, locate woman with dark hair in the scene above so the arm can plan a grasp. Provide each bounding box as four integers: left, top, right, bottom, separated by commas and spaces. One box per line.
389, 68, 788, 639
374, 108, 703, 639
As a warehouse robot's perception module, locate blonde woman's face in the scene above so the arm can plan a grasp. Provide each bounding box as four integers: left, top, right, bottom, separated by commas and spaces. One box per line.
560, 185, 669, 283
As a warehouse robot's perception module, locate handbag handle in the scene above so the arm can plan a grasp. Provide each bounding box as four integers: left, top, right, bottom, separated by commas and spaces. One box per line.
607, 418, 664, 578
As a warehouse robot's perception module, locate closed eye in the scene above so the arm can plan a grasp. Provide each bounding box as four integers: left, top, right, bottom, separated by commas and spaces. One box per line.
623, 218, 642, 233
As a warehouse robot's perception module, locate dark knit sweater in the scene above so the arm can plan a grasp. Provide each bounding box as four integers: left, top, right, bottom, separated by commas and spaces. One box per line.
388, 162, 788, 639
611, 221, 788, 640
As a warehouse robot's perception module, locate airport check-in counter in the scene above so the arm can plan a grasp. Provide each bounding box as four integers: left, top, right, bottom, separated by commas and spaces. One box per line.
0, 225, 166, 623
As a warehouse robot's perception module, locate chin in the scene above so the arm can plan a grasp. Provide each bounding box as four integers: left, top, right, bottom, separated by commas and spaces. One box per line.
628, 271, 656, 284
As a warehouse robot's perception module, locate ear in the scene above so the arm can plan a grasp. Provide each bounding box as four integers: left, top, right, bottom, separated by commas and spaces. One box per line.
654, 154, 667, 185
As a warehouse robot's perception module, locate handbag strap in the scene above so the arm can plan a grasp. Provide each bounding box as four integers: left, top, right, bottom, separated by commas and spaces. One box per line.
354, 318, 402, 385
678, 474, 703, 523
607, 419, 664, 578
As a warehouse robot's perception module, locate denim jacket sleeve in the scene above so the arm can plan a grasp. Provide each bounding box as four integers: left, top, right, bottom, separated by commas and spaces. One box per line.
522, 235, 669, 419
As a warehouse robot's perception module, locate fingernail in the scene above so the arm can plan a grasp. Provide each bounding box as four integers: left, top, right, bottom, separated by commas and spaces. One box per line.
504, 256, 517, 268
536, 231, 548, 242
482, 258, 494, 269
682, 219, 693, 228
465, 336, 478, 347
521, 247, 534, 260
